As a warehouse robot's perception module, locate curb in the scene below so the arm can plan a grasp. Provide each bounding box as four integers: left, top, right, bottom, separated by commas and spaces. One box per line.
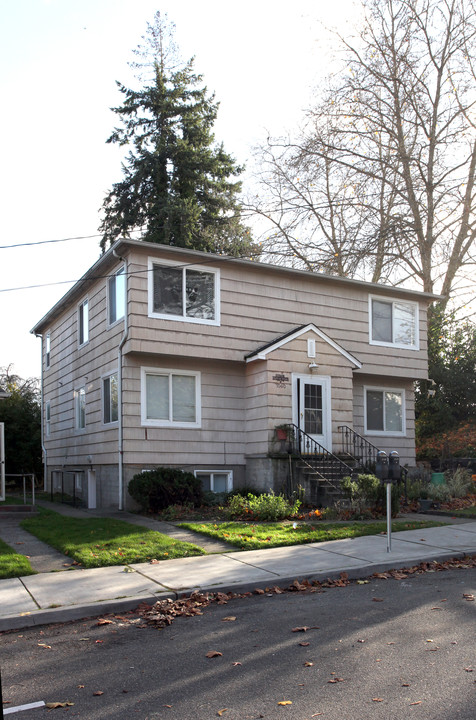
1, 549, 472, 634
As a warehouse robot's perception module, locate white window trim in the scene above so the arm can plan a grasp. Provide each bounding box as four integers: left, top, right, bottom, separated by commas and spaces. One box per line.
364, 385, 406, 437
107, 265, 126, 328
78, 298, 89, 347
368, 295, 419, 350
147, 257, 220, 326
140, 366, 201, 428
195, 470, 233, 493
74, 385, 86, 431
102, 370, 119, 425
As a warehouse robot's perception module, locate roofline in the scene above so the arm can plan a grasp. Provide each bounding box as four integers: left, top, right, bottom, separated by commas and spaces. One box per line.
31, 238, 444, 333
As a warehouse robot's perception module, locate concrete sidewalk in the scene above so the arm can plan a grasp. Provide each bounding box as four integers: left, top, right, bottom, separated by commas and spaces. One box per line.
1, 506, 476, 632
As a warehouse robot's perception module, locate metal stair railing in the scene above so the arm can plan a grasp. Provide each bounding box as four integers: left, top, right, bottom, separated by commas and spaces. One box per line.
283, 424, 354, 487
337, 425, 409, 494
337, 425, 380, 472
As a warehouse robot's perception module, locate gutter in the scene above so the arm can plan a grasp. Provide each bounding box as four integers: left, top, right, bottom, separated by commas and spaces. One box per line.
114, 250, 129, 511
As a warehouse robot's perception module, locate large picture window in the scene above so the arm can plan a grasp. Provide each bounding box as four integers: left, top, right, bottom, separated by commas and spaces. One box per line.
365, 387, 404, 435
369, 296, 418, 349
149, 260, 219, 325
141, 368, 201, 427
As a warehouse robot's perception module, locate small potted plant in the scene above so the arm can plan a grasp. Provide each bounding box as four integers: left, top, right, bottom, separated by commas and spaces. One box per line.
418, 484, 432, 513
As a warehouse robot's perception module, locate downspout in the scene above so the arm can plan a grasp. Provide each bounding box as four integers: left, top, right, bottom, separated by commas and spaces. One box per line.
35, 333, 47, 491
114, 250, 129, 511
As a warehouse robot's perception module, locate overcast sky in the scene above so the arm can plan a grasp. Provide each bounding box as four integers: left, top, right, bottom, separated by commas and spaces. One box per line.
0, 0, 361, 380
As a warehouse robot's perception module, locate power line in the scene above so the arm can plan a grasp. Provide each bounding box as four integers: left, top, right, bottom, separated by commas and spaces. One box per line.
0, 234, 102, 249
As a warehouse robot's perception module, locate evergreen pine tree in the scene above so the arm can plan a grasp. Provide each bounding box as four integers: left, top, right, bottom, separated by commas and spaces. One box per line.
99, 13, 252, 256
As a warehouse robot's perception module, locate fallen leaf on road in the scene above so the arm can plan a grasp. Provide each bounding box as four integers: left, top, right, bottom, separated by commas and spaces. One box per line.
402, 683, 410, 687
222, 617, 236, 622
328, 678, 344, 683
93, 691, 104, 696
277, 700, 292, 705
292, 626, 310, 632
372, 598, 384, 602
254, 588, 265, 594
97, 618, 113, 625
232, 662, 242, 666
217, 710, 228, 716
410, 701, 422, 705
464, 668, 473, 672
463, 593, 474, 601
357, 580, 369, 584
372, 698, 384, 702
304, 661, 314, 667
38, 643, 51, 649
299, 642, 310, 646
206, 651, 223, 658
45, 702, 74, 709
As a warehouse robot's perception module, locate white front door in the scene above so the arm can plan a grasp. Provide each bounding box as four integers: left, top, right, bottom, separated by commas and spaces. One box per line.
293, 375, 331, 451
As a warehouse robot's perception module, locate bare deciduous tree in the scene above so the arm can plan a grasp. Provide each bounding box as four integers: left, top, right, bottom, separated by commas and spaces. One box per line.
249, 0, 476, 308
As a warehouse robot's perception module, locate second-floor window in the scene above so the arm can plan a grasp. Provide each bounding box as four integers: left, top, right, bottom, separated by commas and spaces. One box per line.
103, 373, 118, 424
78, 299, 89, 346
108, 266, 126, 326
369, 296, 418, 349
45, 334, 51, 368
149, 260, 219, 325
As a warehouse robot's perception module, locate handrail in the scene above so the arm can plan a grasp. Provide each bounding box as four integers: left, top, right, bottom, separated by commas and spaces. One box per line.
337, 425, 380, 471
283, 424, 354, 478
338, 425, 409, 491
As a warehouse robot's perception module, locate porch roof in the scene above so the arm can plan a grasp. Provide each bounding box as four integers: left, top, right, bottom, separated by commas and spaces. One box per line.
245, 323, 362, 368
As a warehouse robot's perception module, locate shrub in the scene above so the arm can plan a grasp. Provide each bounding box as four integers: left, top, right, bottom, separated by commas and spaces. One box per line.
416, 421, 476, 461
445, 467, 473, 498
225, 491, 301, 521
128, 467, 203, 513
341, 473, 380, 514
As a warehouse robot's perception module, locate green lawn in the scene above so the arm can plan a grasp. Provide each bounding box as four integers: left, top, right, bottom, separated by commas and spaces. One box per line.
448, 506, 476, 517
179, 519, 444, 550
0, 538, 35, 579
21, 508, 206, 569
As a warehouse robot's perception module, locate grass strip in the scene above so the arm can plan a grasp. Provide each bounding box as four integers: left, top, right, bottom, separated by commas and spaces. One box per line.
21, 508, 206, 568
447, 506, 476, 517
179, 519, 444, 550
0, 538, 35, 579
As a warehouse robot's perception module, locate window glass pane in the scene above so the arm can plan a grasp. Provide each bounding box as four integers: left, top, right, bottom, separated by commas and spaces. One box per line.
153, 266, 183, 315
212, 473, 228, 493
366, 390, 384, 431
172, 375, 196, 422
104, 378, 111, 423
110, 374, 118, 422
76, 387, 85, 429
186, 270, 215, 319
385, 392, 402, 431
109, 268, 125, 323
198, 473, 211, 492
79, 300, 89, 344
372, 300, 392, 342
394, 302, 415, 346
146, 375, 169, 420
304, 383, 322, 435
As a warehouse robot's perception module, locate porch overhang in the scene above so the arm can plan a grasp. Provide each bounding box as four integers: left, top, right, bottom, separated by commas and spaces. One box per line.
245, 323, 362, 369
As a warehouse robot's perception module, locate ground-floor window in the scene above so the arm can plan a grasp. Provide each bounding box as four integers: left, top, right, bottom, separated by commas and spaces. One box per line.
195, 470, 233, 494
364, 386, 404, 435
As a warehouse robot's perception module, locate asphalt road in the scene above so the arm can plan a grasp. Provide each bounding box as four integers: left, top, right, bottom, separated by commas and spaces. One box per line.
1, 566, 475, 719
